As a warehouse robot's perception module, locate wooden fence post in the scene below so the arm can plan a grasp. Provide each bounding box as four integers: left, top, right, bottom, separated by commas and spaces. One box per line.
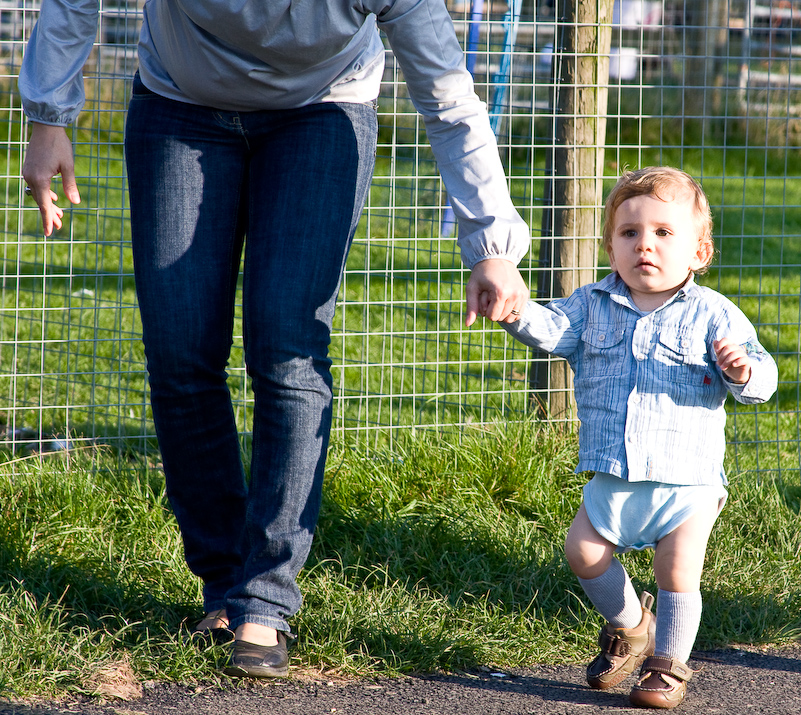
532, 0, 613, 423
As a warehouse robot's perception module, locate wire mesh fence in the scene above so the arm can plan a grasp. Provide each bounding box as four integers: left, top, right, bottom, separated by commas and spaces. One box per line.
0, 0, 798, 478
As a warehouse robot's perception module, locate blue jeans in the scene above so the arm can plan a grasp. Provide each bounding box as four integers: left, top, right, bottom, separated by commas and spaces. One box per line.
124, 74, 377, 632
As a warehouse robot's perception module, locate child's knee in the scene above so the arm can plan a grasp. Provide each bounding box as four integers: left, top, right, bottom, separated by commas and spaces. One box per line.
564, 540, 587, 575
565, 533, 611, 579
565, 511, 616, 578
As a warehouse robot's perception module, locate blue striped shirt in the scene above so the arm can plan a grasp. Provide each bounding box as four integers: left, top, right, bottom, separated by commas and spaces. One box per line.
503, 273, 778, 486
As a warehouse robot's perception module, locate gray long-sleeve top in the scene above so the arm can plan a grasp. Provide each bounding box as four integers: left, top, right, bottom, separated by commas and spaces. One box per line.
19, 0, 530, 269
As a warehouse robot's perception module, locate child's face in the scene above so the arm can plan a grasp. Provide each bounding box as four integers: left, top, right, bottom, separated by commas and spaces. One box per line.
607, 192, 709, 310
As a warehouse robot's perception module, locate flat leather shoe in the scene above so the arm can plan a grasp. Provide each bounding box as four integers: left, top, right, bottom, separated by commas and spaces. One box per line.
629, 656, 693, 709
587, 591, 655, 690
223, 631, 290, 678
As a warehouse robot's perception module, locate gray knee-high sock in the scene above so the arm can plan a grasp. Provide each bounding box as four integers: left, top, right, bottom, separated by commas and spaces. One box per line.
654, 590, 702, 664
577, 558, 643, 628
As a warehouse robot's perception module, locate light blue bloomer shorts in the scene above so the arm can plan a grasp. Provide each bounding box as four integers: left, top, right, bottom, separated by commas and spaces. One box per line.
582, 471, 728, 553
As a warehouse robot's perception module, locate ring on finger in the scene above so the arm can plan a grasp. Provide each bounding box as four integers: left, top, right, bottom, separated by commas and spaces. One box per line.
510, 309, 521, 316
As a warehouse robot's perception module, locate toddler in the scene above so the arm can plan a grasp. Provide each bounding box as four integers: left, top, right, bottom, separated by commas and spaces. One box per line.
502, 167, 778, 708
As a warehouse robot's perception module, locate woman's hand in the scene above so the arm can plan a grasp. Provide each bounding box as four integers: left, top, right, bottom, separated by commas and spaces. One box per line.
22, 122, 82, 236
465, 258, 529, 326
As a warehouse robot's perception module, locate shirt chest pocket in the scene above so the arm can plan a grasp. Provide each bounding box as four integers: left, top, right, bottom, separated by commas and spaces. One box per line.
653, 329, 709, 385
580, 326, 626, 378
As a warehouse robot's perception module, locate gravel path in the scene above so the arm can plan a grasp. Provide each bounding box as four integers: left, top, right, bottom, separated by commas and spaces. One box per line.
3, 645, 800, 715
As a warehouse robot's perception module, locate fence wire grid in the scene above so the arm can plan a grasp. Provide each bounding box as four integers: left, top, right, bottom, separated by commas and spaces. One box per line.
0, 0, 799, 479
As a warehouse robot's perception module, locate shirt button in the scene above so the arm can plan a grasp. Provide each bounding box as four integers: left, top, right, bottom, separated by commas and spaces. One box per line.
636, 353, 646, 361
631, 395, 641, 404
598, 334, 605, 341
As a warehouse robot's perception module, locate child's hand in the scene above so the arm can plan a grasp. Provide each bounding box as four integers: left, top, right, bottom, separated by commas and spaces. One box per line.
713, 338, 751, 384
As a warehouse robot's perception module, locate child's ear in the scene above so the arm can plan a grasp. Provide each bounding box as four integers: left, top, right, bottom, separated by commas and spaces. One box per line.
692, 239, 713, 270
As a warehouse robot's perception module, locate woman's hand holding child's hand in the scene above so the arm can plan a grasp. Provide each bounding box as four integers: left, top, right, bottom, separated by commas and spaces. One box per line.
713, 338, 751, 384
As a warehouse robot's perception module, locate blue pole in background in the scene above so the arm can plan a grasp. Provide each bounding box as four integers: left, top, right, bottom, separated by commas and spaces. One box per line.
489, 0, 523, 134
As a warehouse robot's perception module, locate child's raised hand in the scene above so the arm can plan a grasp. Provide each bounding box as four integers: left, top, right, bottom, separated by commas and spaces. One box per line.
713, 338, 751, 384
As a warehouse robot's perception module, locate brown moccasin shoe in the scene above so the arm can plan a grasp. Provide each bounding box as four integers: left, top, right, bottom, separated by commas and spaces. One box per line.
629, 655, 693, 709
586, 591, 656, 690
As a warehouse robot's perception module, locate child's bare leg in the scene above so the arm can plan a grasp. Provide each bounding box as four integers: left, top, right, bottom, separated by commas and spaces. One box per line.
630, 504, 720, 708
650, 503, 719, 662
566, 502, 649, 627
567, 504, 655, 690
653, 505, 718, 593
565, 503, 616, 579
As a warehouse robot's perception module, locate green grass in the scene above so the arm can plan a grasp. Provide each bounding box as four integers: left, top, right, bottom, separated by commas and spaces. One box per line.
1, 421, 800, 701
1, 76, 800, 701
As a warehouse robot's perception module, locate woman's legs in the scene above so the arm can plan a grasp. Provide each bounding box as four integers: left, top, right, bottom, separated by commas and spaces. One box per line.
125, 79, 250, 614
224, 101, 377, 635
125, 83, 377, 637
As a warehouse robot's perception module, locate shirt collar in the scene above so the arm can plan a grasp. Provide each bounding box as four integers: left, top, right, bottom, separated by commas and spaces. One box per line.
593, 272, 700, 311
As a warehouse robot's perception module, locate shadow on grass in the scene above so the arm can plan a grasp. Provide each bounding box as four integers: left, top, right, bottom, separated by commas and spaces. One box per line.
302, 494, 591, 670
0, 542, 197, 644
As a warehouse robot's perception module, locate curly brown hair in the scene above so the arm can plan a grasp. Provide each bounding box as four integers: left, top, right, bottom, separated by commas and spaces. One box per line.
602, 167, 715, 274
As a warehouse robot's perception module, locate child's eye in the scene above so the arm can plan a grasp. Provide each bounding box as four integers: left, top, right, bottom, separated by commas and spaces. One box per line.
656, 228, 670, 236
623, 229, 637, 238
